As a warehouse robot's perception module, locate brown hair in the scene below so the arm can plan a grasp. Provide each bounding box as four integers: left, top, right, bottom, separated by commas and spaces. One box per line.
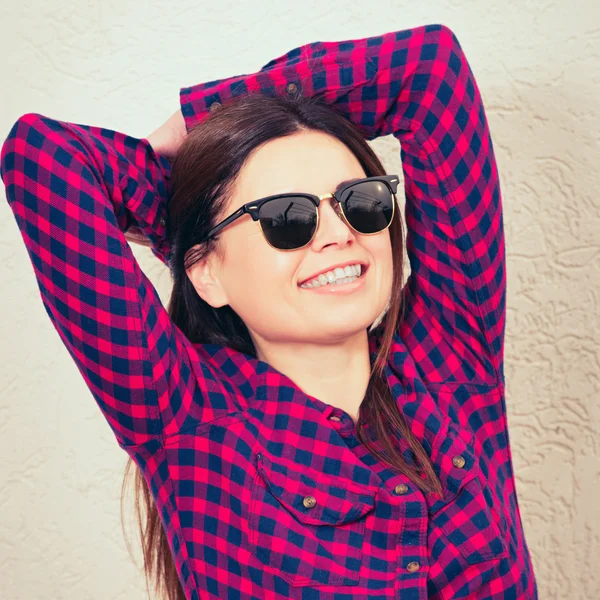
121, 93, 443, 600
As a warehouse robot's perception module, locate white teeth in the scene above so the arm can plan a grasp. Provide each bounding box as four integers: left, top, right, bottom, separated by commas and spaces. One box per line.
299, 263, 364, 288
334, 276, 357, 285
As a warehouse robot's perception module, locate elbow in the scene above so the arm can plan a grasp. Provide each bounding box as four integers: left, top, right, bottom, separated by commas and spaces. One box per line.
421, 24, 468, 81
429, 23, 461, 47
1, 113, 44, 183
419, 24, 465, 62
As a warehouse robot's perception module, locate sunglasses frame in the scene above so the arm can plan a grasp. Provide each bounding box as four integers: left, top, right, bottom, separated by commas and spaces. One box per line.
197, 174, 400, 252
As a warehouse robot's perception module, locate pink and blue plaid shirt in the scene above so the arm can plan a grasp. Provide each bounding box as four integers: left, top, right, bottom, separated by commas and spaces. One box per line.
1, 23, 538, 599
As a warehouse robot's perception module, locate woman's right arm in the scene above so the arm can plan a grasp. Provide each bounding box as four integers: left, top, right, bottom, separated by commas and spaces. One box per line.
1, 114, 235, 447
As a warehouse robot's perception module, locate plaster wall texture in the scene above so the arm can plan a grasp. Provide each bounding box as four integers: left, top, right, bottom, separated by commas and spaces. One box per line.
0, 1, 598, 598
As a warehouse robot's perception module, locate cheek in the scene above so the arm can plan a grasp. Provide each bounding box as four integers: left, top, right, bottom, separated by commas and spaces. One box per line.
369, 233, 394, 278
222, 230, 298, 322
367, 234, 395, 312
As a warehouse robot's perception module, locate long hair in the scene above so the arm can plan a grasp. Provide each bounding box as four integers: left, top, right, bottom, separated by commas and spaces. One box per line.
121, 93, 443, 600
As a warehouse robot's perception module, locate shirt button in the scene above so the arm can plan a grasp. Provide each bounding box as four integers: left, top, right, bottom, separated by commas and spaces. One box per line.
406, 561, 420, 573
394, 483, 409, 495
159, 217, 166, 227
209, 101, 222, 112
329, 415, 340, 421
286, 82, 298, 95
303, 495, 317, 509
452, 455, 466, 468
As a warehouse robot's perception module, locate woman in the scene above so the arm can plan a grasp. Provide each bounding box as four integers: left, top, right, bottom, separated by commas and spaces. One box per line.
1, 23, 538, 600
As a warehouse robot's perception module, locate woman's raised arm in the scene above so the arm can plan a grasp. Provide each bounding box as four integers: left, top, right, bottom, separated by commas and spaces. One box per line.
1, 115, 229, 446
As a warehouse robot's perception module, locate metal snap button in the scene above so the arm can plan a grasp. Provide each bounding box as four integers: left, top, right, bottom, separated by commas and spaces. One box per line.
329, 415, 340, 421
303, 495, 317, 509
406, 561, 420, 572
452, 455, 466, 468
209, 101, 222, 112
394, 483, 409, 495
286, 82, 298, 95
159, 217, 166, 227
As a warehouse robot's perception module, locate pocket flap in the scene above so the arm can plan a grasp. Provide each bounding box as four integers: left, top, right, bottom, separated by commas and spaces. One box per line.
256, 452, 377, 526
426, 420, 480, 514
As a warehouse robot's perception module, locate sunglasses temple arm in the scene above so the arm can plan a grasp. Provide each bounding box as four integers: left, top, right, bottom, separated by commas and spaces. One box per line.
205, 205, 249, 240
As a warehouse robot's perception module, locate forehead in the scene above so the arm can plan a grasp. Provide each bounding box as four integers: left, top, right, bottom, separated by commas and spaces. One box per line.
233, 131, 366, 202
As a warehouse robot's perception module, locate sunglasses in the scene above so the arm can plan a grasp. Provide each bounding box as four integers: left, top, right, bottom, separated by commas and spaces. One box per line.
194, 175, 400, 255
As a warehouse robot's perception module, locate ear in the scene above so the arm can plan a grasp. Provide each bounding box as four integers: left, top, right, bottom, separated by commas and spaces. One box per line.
186, 247, 229, 308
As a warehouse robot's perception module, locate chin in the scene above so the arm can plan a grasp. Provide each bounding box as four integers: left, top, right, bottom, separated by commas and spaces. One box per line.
315, 317, 374, 340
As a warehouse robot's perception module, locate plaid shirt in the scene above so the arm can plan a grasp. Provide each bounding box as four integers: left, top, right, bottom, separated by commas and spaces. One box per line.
2, 23, 538, 600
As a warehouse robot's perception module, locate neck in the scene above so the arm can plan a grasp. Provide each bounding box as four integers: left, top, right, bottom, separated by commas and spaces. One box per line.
253, 329, 371, 423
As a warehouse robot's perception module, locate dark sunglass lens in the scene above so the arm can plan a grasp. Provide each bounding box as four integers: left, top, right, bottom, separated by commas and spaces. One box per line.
340, 180, 394, 234
258, 196, 317, 249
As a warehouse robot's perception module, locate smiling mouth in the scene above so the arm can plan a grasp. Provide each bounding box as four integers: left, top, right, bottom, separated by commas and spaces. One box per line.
298, 264, 368, 289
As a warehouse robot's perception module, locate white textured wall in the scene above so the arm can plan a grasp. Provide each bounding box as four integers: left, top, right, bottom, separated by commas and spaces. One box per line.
1, 1, 598, 598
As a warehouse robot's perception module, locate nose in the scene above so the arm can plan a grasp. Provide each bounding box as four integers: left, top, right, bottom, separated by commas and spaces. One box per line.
311, 193, 356, 248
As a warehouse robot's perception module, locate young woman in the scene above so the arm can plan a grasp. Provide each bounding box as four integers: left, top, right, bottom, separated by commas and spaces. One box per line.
1, 23, 538, 600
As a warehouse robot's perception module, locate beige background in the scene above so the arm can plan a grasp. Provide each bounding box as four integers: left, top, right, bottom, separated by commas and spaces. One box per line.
1, 1, 598, 598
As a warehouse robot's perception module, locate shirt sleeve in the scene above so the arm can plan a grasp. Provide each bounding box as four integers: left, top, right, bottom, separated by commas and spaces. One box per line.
0, 114, 234, 447
179, 23, 505, 386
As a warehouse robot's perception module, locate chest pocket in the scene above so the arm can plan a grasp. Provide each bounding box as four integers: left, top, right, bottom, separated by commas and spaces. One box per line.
427, 424, 510, 566
248, 452, 377, 587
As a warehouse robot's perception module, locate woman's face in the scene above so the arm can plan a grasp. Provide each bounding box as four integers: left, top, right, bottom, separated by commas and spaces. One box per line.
188, 130, 393, 349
